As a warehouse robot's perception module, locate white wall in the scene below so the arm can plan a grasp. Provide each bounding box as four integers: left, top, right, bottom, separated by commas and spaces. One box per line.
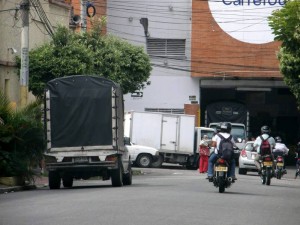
107, 0, 198, 112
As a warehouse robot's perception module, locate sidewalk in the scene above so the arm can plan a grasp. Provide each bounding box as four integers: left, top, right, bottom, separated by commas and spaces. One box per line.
0, 176, 49, 194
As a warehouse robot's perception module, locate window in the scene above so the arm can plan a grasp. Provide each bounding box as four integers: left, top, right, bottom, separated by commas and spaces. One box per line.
145, 108, 184, 114
147, 38, 186, 59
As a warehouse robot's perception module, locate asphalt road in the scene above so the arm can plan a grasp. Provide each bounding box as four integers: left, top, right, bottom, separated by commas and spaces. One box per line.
0, 165, 299, 225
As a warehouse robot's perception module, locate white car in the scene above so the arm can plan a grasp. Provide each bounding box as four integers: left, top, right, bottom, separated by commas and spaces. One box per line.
125, 138, 159, 168
238, 141, 258, 175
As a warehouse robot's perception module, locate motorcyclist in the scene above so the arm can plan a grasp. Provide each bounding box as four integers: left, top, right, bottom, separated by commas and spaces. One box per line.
253, 125, 276, 175
207, 122, 237, 182
273, 136, 289, 173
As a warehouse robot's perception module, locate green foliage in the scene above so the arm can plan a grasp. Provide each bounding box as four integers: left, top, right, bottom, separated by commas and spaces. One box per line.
0, 91, 45, 180
268, 0, 300, 108
268, 0, 300, 52
94, 35, 151, 93
17, 24, 152, 98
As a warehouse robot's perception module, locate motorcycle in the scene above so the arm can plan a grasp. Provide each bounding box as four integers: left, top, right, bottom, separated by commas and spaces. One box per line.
212, 158, 233, 193
295, 158, 300, 179
274, 155, 285, 179
259, 154, 273, 185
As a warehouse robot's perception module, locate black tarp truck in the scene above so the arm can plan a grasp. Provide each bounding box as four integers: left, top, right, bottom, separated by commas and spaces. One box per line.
44, 75, 132, 189
205, 101, 249, 155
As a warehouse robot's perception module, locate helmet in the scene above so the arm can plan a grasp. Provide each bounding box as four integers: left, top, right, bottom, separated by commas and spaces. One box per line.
216, 124, 221, 133
275, 136, 282, 143
220, 122, 232, 133
261, 125, 270, 134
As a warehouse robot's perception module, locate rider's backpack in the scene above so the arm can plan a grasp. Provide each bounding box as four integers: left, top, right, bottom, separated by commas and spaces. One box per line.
260, 136, 271, 156
217, 134, 234, 160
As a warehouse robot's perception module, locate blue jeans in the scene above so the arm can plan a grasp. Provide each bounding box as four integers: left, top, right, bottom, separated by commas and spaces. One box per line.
207, 153, 236, 177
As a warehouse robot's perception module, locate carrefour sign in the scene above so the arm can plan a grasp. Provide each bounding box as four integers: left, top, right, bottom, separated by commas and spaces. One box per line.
208, 0, 284, 44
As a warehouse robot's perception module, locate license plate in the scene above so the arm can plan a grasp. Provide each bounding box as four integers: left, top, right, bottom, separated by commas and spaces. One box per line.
74, 157, 88, 163
215, 166, 228, 172
277, 163, 284, 167
263, 161, 273, 166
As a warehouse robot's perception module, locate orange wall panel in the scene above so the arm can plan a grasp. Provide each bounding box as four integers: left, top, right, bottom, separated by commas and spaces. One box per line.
191, 1, 281, 79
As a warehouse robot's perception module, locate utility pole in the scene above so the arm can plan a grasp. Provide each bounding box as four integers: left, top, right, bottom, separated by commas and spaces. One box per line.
20, 0, 29, 108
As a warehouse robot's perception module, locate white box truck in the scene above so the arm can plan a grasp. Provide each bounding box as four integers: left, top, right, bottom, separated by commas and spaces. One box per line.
124, 111, 215, 169
44, 75, 132, 189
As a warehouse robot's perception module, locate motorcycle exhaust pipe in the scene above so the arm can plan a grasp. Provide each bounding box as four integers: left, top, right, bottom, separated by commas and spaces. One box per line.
227, 177, 233, 183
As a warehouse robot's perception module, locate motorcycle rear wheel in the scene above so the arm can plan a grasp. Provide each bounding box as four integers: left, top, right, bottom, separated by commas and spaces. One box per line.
218, 176, 225, 193
261, 173, 266, 185
266, 169, 271, 185
276, 170, 282, 179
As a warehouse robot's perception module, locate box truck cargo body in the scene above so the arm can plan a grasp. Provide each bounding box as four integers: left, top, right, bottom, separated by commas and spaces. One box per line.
125, 111, 215, 168
44, 75, 132, 189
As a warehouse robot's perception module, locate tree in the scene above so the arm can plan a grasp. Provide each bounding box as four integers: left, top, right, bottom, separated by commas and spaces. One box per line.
0, 91, 45, 181
17, 23, 152, 98
268, 0, 300, 107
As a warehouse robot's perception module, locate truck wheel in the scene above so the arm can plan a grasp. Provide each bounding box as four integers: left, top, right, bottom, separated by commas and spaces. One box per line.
123, 163, 132, 185
111, 167, 123, 187
151, 155, 163, 168
62, 174, 73, 188
49, 171, 61, 189
136, 154, 152, 168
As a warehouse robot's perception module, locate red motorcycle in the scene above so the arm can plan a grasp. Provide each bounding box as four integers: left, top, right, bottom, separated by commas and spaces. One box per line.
274, 155, 285, 179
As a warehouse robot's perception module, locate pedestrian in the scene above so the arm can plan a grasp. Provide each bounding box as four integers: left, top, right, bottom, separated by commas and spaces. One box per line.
199, 135, 210, 173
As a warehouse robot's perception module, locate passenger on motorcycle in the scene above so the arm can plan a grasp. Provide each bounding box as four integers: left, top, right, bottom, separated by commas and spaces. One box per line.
273, 136, 289, 172
207, 122, 237, 182
253, 125, 276, 175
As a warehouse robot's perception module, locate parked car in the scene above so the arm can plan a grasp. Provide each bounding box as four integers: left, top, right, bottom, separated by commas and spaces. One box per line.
238, 141, 258, 175
124, 137, 159, 168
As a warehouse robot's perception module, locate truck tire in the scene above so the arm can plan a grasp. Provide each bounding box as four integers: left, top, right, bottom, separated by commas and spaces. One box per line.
151, 155, 163, 168
111, 167, 123, 187
123, 163, 132, 185
62, 174, 73, 188
136, 154, 152, 168
49, 171, 61, 189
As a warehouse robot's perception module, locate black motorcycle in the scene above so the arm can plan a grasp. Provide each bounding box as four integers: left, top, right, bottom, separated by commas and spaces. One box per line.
260, 154, 273, 185
212, 158, 233, 193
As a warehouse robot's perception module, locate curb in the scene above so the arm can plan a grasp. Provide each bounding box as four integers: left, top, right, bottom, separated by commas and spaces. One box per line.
0, 169, 143, 194
0, 184, 37, 194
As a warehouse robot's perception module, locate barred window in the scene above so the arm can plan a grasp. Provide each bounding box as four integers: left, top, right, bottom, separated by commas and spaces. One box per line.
147, 38, 186, 59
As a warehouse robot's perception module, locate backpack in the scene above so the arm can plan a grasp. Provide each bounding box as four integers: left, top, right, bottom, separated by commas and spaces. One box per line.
217, 134, 234, 160
260, 136, 271, 156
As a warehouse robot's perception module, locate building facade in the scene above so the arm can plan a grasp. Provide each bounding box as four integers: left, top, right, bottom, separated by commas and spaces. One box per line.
0, 0, 71, 106
1, 0, 298, 143
107, 0, 299, 143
